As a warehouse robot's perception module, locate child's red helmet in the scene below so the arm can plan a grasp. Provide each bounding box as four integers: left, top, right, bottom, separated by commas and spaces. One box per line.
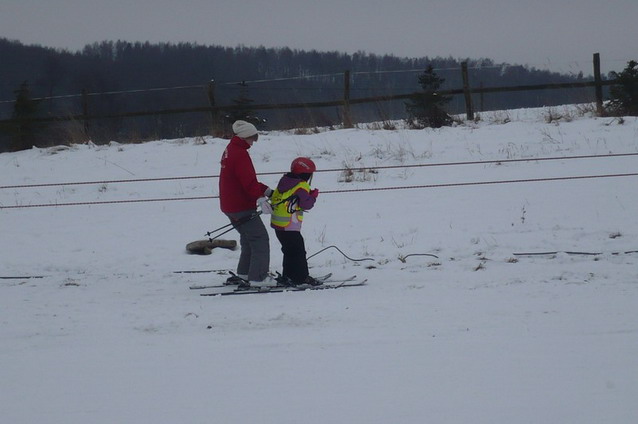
290, 157, 316, 174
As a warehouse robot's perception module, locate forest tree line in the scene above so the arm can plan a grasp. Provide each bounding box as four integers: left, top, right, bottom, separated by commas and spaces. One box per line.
0, 38, 600, 152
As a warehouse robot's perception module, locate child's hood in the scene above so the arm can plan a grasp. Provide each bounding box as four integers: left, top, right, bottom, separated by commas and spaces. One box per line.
276, 174, 304, 192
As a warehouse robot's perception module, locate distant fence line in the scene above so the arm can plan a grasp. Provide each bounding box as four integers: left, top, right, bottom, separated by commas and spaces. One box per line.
0, 53, 618, 133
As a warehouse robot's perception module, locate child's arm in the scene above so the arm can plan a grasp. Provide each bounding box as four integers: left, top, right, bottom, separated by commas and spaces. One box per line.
295, 187, 317, 210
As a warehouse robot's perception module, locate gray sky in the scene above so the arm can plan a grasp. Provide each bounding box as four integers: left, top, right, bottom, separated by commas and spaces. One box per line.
1, 0, 636, 75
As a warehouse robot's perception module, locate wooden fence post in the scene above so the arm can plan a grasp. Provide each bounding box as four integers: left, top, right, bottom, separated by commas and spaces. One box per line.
461, 62, 474, 120
343, 70, 353, 128
593, 53, 604, 115
207, 80, 221, 136
81, 89, 89, 136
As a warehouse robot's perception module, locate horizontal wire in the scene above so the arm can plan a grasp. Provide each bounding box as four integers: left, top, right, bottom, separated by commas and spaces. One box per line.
0, 174, 213, 190
0, 65, 499, 103
2, 171, 637, 209
3, 151, 637, 190
0, 195, 216, 209
320, 172, 638, 194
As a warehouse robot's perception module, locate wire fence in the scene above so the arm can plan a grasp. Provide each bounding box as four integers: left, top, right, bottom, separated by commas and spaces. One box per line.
0, 65, 507, 105
0, 53, 616, 139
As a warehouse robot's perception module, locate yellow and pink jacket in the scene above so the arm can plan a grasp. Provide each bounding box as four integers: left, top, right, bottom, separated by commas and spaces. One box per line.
270, 174, 317, 231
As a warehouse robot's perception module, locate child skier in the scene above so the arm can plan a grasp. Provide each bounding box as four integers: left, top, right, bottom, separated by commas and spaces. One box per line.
270, 157, 321, 286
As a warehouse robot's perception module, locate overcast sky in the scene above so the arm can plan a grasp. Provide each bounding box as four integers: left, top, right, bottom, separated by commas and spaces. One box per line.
1, 0, 636, 75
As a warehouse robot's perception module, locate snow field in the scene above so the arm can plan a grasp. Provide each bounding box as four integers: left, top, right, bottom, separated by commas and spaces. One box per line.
1, 106, 637, 423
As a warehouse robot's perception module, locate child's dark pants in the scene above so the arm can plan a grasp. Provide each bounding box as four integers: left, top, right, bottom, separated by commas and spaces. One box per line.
275, 230, 308, 283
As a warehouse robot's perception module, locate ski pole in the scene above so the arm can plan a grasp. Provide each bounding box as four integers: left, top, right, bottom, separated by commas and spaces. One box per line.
205, 193, 282, 241
205, 222, 234, 237
206, 211, 263, 241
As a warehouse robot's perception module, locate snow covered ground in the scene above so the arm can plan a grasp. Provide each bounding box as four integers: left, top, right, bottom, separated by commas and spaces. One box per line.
1, 105, 637, 423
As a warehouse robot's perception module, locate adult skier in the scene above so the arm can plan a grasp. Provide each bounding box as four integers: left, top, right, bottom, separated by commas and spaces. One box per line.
219, 120, 274, 287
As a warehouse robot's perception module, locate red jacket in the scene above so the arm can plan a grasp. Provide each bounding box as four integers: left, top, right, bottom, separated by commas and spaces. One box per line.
219, 136, 269, 213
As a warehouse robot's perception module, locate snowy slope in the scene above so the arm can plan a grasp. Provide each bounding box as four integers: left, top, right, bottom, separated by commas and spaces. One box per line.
1, 105, 638, 423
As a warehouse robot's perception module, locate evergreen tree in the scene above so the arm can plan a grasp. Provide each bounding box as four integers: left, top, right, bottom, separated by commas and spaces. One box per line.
405, 65, 453, 128
223, 82, 266, 135
11, 81, 41, 151
226, 82, 256, 122
607, 60, 638, 116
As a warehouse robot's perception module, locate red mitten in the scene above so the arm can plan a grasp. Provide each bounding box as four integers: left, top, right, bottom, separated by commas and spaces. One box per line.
310, 189, 319, 198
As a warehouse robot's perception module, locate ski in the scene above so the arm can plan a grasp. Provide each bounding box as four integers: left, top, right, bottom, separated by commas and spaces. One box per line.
189, 273, 334, 290
0, 275, 47, 279
325, 274, 357, 283
200, 278, 366, 296
189, 282, 236, 290
174, 269, 228, 274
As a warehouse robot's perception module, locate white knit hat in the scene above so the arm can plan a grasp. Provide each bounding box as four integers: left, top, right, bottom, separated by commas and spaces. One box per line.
232, 120, 258, 139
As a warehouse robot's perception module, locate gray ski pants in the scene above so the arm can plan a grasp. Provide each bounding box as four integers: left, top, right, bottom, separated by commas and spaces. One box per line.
226, 210, 270, 282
